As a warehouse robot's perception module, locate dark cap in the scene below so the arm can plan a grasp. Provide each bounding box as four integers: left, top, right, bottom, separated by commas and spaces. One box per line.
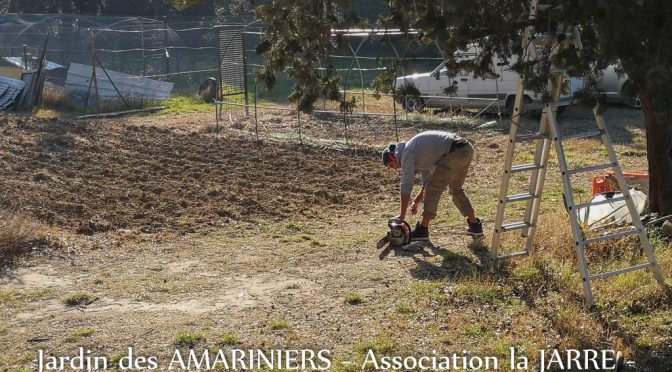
382, 144, 396, 166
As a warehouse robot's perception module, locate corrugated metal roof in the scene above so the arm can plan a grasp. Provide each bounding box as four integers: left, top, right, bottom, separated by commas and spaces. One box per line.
0, 76, 26, 110
65, 63, 173, 103
0, 82, 9, 97
2, 57, 65, 71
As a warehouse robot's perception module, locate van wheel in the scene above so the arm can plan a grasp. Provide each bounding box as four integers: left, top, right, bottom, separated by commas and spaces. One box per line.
621, 80, 642, 108
505, 96, 515, 116
402, 96, 425, 112
556, 105, 567, 116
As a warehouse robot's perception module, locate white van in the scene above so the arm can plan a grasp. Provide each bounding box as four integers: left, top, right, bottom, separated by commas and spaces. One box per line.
594, 64, 641, 107
395, 50, 582, 113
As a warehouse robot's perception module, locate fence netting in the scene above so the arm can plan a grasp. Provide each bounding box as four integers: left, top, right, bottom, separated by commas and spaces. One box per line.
215, 26, 493, 151
0, 14, 497, 149
0, 14, 250, 94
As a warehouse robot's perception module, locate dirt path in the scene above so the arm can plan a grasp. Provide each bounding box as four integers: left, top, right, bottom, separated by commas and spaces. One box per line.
1, 209, 488, 366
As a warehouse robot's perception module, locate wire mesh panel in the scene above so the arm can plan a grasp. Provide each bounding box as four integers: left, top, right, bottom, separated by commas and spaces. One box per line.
218, 26, 247, 115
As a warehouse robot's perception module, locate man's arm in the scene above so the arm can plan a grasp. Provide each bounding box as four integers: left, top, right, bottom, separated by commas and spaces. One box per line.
399, 194, 411, 220
410, 187, 424, 215
398, 149, 416, 221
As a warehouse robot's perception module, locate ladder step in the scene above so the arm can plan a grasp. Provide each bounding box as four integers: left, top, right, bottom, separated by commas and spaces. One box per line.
516, 133, 546, 142
511, 163, 543, 173
589, 263, 653, 281
500, 222, 531, 232
583, 229, 639, 245
566, 163, 616, 175
498, 251, 529, 260
561, 130, 603, 141
505, 192, 537, 203
575, 195, 629, 210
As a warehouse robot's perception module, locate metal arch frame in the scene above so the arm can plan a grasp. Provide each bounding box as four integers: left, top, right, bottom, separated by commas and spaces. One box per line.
339, 29, 418, 144
333, 29, 420, 146
342, 37, 368, 115
5, 15, 59, 55
340, 36, 368, 146
389, 38, 419, 142
242, 20, 272, 144
87, 17, 165, 78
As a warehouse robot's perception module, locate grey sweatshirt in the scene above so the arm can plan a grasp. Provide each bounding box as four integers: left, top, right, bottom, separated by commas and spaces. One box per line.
395, 130, 457, 196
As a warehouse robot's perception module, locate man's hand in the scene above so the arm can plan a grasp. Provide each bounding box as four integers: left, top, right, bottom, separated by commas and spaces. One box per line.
410, 201, 419, 215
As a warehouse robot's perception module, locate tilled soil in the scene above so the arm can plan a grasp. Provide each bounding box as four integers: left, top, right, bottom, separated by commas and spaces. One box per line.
0, 115, 394, 235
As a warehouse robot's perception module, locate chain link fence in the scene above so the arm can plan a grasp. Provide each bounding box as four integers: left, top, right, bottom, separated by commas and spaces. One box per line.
0, 14, 252, 109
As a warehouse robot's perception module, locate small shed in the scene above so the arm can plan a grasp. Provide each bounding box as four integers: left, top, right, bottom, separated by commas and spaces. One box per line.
0, 56, 65, 78
0, 57, 67, 110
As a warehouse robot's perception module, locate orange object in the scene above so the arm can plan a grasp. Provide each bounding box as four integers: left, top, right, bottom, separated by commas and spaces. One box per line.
607, 170, 649, 184
592, 175, 614, 196
593, 171, 649, 196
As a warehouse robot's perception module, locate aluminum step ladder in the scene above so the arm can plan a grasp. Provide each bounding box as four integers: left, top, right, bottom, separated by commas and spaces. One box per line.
490, 0, 665, 306
490, 79, 666, 308
490, 0, 558, 264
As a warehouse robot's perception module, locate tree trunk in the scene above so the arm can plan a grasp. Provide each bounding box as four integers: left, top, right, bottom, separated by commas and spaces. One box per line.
641, 65, 672, 215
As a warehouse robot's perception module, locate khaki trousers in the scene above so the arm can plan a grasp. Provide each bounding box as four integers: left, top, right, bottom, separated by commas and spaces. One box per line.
421, 141, 475, 220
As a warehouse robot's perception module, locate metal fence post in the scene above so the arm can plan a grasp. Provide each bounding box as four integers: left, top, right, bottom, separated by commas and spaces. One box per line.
242, 31, 250, 117
88, 29, 100, 112
139, 18, 146, 76
22, 45, 28, 69
163, 19, 169, 78
392, 64, 399, 143
297, 106, 303, 148
253, 74, 259, 144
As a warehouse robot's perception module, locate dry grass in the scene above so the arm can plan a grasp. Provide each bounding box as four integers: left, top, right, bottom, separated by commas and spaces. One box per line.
39, 83, 174, 115
39, 84, 80, 113
0, 209, 37, 264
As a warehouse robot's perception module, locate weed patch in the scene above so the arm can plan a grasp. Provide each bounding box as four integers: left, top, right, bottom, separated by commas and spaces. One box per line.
216, 333, 241, 346
174, 332, 205, 348
66, 328, 95, 342
344, 293, 364, 305
453, 281, 510, 305
0, 288, 59, 307
159, 95, 213, 115
354, 334, 394, 354
62, 293, 94, 307
269, 319, 291, 330
395, 303, 413, 314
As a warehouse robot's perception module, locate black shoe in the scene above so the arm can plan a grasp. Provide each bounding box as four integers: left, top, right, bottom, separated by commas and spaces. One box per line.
410, 222, 430, 241
467, 218, 484, 237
